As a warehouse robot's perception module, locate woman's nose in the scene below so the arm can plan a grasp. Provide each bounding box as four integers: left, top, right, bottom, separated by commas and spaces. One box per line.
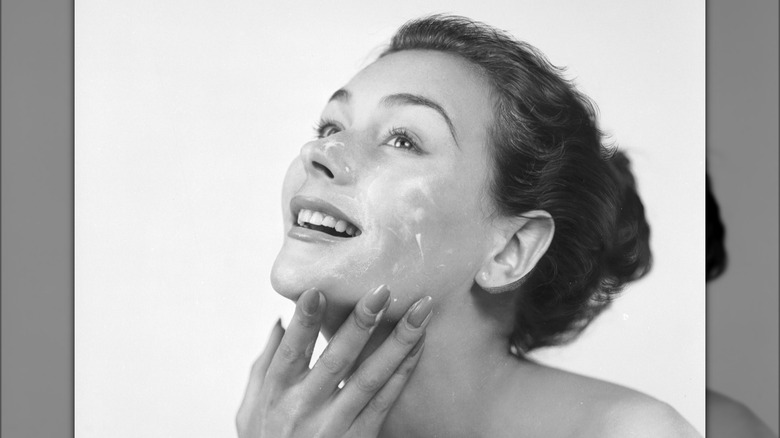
300, 139, 354, 185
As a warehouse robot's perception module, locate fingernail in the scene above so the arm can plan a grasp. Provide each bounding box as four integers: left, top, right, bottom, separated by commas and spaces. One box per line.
367, 308, 387, 336
270, 318, 284, 336
406, 296, 433, 328
364, 284, 390, 315
300, 288, 321, 316
409, 333, 426, 356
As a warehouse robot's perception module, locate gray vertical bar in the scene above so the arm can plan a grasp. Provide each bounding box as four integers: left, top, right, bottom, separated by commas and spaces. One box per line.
707, 0, 779, 435
1, 0, 74, 436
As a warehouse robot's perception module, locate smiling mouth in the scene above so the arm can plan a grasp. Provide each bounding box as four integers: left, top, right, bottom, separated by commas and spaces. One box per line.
295, 208, 362, 238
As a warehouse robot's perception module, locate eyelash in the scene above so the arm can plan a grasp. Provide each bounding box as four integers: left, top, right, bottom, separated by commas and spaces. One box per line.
313, 119, 341, 139
385, 127, 422, 154
313, 119, 423, 154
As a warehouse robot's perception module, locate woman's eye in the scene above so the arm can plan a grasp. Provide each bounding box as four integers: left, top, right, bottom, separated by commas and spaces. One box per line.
384, 128, 421, 153
315, 121, 341, 138
389, 136, 414, 149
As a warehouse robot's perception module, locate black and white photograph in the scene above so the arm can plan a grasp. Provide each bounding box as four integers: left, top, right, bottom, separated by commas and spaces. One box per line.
5, 0, 780, 437
73, 1, 710, 437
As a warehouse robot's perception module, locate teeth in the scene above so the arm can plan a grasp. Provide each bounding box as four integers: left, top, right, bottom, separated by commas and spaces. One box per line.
295, 208, 360, 237
297, 209, 313, 226
322, 215, 336, 228
309, 211, 324, 226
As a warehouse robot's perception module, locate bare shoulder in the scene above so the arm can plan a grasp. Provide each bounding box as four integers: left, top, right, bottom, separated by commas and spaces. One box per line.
582, 392, 702, 438
707, 389, 777, 438
553, 368, 702, 438
491, 362, 702, 438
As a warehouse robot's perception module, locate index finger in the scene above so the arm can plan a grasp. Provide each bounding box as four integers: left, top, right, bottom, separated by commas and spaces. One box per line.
264, 288, 326, 386
304, 284, 391, 398
238, 319, 284, 411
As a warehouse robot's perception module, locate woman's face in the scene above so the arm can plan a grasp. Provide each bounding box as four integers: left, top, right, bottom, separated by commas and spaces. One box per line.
271, 50, 499, 320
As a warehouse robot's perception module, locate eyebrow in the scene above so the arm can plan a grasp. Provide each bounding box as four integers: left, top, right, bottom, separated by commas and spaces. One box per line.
328, 88, 351, 104
327, 88, 460, 148
380, 93, 460, 148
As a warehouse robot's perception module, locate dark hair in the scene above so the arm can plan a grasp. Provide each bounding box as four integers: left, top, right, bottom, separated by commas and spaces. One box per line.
383, 15, 652, 351
706, 174, 727, 281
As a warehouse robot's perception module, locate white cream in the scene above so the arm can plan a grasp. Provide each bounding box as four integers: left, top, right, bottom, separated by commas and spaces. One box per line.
322, 140, 344, 151
415, 233, 424, 261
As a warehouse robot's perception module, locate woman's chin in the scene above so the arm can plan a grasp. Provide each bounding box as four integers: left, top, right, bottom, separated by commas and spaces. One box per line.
270, 256, 364, 310
269, 260, 302, 301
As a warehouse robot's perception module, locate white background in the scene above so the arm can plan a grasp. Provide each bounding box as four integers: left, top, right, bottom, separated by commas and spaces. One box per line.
75, 1, 706, 436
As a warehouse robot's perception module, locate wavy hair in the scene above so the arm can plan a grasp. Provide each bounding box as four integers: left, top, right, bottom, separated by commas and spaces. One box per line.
383, 15, 652, 351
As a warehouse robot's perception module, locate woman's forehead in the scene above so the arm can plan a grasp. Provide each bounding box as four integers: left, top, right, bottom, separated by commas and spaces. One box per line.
343, 50, 491, 107
330, 50, 495, 147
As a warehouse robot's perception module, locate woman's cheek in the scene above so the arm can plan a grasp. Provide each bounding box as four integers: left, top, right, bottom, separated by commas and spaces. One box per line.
377, 211, 483, 301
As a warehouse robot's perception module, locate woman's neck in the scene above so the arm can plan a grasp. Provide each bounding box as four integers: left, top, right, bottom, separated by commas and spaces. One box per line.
359, 285, 525, 438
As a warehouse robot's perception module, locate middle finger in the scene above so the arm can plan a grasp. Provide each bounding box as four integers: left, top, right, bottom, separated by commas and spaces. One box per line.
304, 284, 391, 398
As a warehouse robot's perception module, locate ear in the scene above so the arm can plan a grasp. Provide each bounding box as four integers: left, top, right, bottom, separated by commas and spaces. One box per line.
475, 210, 555, 293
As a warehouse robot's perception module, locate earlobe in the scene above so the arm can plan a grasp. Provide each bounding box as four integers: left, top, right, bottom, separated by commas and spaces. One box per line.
475, 211, 555, 294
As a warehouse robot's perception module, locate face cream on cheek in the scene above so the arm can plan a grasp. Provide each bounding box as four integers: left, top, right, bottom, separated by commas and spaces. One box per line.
415, 233, 424, 261
378, 181, 491, 294
365, 197, 461, 292
272, 158, 489, 308
270, 239, 381, 305
372, 187, 431, 264
321, 140, 345, 152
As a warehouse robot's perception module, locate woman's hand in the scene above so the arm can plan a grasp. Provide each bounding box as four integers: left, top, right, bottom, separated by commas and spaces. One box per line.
236, 285, 432, 437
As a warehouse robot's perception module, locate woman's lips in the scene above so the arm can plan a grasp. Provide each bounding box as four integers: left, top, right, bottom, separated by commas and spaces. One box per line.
296, 208, 361, 237
287, 225, 352, 243
289, 195, 362, 241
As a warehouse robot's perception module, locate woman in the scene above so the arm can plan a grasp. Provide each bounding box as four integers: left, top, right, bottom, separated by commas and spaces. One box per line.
238, 15, 700, 437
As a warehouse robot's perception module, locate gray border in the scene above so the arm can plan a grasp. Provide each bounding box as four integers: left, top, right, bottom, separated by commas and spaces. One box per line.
0, 0, 777, 435
706, 0, 780, 434
1, 0, 74, 436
